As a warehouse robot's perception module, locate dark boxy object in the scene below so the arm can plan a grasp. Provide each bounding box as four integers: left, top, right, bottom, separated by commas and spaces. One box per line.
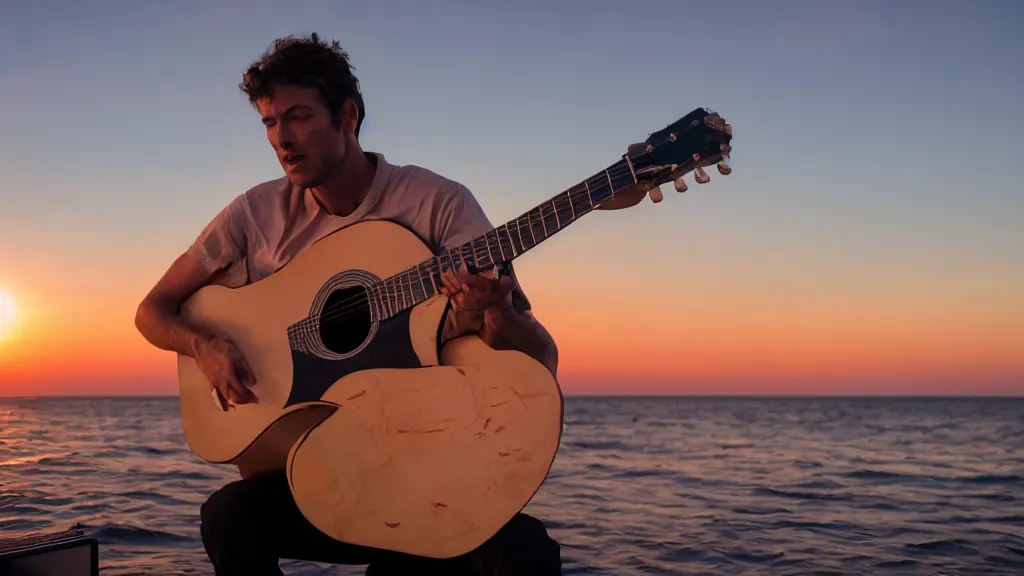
0, 527, 99, 576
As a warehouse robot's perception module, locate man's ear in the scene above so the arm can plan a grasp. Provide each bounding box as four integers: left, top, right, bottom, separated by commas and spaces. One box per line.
340, 99, 360, 134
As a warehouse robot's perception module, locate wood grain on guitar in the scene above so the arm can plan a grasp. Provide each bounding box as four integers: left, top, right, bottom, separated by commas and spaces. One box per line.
175, 107, 733, 558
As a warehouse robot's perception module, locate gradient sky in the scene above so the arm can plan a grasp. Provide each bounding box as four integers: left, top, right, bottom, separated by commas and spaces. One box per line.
1, 0, 1021, 397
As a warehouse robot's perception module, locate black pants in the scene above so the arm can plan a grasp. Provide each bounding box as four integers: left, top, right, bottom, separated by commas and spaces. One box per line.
200, 470, 562, 575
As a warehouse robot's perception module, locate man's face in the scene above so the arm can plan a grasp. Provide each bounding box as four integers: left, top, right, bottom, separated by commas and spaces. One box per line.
257, 85, 346, 189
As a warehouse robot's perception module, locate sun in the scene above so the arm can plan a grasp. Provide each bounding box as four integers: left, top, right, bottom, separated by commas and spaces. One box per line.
0, 290, 15, 341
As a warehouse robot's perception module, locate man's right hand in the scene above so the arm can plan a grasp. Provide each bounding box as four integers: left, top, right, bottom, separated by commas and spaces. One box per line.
191, 334, 259, 409
135, 250, 260, 410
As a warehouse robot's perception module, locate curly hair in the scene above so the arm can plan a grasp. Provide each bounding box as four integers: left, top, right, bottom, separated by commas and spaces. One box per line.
240, 33, 366, 136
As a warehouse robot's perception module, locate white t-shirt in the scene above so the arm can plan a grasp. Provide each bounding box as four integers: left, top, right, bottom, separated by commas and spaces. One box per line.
187, 152, 530, 337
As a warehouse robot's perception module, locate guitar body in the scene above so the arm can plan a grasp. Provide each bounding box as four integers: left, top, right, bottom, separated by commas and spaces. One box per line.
177, 219, 564, 558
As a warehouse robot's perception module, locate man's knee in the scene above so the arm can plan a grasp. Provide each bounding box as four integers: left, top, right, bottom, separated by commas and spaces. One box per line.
474, 513, 561, 575
507, 513, 560, 555
200, 479, 252, 551
503, 514, 553, 539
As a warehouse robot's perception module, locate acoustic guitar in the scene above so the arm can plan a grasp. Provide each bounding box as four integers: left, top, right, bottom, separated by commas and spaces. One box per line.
176, 107, 733, 558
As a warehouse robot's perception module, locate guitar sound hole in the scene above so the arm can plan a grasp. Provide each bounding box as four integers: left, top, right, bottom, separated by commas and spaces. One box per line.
317, 285, 373, 355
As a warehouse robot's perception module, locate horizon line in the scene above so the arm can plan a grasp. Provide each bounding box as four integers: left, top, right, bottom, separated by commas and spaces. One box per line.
1, 393, 1022, 400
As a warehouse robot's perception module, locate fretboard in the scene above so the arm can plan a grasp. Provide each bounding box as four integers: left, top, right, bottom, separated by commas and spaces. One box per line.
371, 158, 636, 321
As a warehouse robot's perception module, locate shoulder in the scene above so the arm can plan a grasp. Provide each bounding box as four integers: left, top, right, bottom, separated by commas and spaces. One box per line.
209, 176, 291, 216
385, 160, 477, 205
215, 175, 297, 232
236, 175, 294, 210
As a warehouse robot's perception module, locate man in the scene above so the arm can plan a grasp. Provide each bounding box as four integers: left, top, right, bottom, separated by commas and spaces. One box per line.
134, 33, 562, 575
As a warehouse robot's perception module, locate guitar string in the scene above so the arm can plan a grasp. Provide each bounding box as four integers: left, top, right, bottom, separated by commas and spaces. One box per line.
311, 152, 720, 327
312, 152, 714, 329
309, 159, 680, 328
308, 162, 640, 328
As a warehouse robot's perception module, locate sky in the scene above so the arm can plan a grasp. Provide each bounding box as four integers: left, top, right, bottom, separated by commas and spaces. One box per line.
0, 0, 1021, 397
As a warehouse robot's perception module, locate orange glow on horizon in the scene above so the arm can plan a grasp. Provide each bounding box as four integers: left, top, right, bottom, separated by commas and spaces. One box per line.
0, 253, 1021, 397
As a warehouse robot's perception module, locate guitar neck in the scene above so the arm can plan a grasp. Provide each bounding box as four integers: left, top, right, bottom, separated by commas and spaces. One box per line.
371, 158, 637, 321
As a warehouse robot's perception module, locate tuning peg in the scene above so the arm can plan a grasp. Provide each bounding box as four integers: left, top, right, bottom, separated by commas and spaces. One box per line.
717, 144, 732, 175
626, 142, 653, 156
649, 184, 664, 203
689, 153, 710, 184
670, 165, 688, 192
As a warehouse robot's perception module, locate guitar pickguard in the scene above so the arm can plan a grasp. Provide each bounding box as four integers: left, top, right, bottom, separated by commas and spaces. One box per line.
285, 308, 425, 406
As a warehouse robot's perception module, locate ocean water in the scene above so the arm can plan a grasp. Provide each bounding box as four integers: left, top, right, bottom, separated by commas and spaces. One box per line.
1, 396, 1022, 575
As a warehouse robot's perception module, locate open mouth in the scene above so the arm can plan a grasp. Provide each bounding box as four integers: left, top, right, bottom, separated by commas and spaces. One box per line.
284, 154, 307, 167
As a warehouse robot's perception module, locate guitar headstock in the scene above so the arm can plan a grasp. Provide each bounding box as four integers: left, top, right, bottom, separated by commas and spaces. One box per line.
611, 108, 733, 206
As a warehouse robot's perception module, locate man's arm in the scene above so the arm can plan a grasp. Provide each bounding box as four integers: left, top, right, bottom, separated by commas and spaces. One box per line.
481, 306, 559, 377
135, 196, 257, 406
136, 193, 244, 357
134, 251, 218, 357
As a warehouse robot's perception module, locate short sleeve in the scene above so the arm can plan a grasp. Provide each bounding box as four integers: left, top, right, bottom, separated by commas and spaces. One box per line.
187, 195, 248, 275
433, 184, 531, 312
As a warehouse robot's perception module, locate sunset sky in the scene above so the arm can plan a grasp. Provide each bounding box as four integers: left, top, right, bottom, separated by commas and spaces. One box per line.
1, 1, 1021, 397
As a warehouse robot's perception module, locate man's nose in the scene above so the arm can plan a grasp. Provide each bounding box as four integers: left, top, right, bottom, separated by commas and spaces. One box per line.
272, 125, 295, 150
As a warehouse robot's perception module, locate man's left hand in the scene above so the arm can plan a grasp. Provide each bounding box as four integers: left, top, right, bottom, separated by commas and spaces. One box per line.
439, 266, 514, 313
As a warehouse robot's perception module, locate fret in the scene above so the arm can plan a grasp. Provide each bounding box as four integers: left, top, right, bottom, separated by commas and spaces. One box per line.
605, 168, 613, 192
535, 206, 548, 237
397, 273, 404, 309
454, 246, 464, 272
371, 283, 382, 320
416, 265, 428, 301
532, 207, 548, 238
568, 190, 576, 220
445, 248, 458, 273
469, 238, 481, 269
496, 225, 513, 257
423, 260, 438, 296
426, 258, 441, 295
561, 193, 573, 225
550, 199, 561, 229
460, 242, 475, 271
392, 276, 402, 311
390, 278, 401, 313
560, 196, 568, 224
514, 218, 526, 253
532, 208, 546, 241
403, 275, 409, 309
381, 282, 392, 319
485, 230, 504, 265
472, 238, 488, 269
521, 218, 532, 251
405, 271, 414, 306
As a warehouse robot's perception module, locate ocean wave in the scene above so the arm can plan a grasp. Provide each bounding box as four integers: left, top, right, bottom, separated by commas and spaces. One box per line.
1, 395, 1022, 575
71, 522, 195, 546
